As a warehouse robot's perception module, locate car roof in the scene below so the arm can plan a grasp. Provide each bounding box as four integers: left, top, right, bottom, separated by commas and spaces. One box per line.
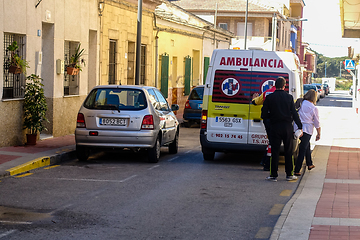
91, 85, 156, 90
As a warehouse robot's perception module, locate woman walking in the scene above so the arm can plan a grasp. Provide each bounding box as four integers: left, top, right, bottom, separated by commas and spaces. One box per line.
294, 89, 321, 176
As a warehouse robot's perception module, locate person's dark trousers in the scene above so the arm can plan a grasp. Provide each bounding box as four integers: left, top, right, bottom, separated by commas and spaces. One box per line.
294, 132, 313, 173
269, 122, 294, 178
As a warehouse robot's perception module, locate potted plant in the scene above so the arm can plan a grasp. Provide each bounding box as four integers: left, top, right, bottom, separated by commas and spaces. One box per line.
23, 74, 48, 145
66, 44, 85, 75
7, 41, 29, 74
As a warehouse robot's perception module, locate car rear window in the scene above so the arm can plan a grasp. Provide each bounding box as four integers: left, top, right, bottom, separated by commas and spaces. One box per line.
304, 85, 316, 91
189, 87, 204, 100
83, 88, 147, 111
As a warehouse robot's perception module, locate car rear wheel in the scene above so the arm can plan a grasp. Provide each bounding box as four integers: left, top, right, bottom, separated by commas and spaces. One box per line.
183, 121, 191, 128
168, 131, 178, 154
148, 137, 160, 163
76, 145, 89, 162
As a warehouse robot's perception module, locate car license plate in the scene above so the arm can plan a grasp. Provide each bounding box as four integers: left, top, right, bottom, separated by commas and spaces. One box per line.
100, 118, 127, 126
215, 117, 242, 127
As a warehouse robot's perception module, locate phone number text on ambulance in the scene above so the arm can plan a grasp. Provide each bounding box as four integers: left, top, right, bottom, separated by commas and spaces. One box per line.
211, 133, 243, 139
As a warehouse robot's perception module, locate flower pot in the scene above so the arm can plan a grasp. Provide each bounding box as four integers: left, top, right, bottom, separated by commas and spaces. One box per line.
9, 65, 22, 74
26, 134, 37, 145
66, 67, 80, 75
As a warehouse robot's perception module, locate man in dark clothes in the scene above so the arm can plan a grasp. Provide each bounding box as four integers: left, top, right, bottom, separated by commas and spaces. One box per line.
261, 77, 303, 182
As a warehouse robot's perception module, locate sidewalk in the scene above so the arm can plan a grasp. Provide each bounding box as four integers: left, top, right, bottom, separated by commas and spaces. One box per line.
0, 135, 76, 178
271, 104, 360, 240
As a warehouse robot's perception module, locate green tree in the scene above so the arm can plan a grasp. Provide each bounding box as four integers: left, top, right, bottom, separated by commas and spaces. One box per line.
314, 51, 351, 79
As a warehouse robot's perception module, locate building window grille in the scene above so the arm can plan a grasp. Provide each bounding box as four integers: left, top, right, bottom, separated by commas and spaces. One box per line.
3, 33, 26, 99
219, 23, 228, 31
140, 45, 146, 85
109, 40, 117, 84
64, 41, 79, 96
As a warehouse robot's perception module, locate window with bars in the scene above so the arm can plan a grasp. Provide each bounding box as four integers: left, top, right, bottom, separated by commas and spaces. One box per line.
3, 33, 26, 99
140, 45, 146, 85
108, 40, 117, 85
64, 41, 80, 96
219, 23, 228, 31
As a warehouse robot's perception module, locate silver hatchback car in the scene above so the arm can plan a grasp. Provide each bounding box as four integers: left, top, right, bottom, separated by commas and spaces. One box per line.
75, 85, 180, 163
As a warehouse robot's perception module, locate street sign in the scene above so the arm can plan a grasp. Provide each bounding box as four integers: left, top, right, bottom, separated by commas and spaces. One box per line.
345, 59, 355, 70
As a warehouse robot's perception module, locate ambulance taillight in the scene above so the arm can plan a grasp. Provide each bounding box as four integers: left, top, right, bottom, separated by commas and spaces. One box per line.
201, 110, 207, 129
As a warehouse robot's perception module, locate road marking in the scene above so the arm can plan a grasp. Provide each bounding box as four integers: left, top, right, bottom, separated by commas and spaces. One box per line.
0, 220, 31, 225
148, 165, 160, 170
27, 175, 138, 183
168, 156, 179, 162
185, 150, 193, 154
280, 189, 292, 196
15, 173, 33, 178
49, 204, 74, 215
120, 175, 137, 182
44, 165, 60, 170
269, 204, 284, 215
254, 227, 272, 239
0, 230, 16, 238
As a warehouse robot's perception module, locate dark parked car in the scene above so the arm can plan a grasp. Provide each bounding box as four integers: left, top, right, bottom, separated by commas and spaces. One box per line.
183, 85, 204, 127
75, 85, 180, 163
313, 83, 325, 98
303, 84, 320, 102
322, 83, 330, 95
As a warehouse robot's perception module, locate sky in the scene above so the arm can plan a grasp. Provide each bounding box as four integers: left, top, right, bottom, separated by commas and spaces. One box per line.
302, 0, 359, 58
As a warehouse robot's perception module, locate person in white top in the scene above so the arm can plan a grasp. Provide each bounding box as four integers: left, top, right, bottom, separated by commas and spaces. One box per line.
294, 89, 321, 176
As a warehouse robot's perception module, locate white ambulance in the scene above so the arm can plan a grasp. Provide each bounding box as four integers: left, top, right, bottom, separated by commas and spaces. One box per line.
200, 49, 303, 160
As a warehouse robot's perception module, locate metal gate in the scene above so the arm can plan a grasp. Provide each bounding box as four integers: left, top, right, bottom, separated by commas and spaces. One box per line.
203, 57, 210, 84
160, 53, 169, 98
184, 56, 191, 96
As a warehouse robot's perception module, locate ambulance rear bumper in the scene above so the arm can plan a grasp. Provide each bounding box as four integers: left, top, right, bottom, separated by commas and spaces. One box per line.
200, 129, 267, 152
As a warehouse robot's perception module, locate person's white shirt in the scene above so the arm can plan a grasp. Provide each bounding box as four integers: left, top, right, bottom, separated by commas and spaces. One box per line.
294, 100, 320, 135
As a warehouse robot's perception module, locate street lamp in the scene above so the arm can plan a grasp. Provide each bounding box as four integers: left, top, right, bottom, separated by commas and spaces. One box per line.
98, 1, 105, 16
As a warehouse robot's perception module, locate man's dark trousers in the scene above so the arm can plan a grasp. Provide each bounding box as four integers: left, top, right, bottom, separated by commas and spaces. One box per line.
269, 121, 294, 178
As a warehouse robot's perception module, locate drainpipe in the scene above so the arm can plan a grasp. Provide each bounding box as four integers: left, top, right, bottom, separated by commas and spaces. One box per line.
155, 32, 159, 88
154, 13, 159, 88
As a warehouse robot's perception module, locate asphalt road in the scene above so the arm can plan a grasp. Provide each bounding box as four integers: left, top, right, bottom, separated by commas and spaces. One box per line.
2, 90, 352, 240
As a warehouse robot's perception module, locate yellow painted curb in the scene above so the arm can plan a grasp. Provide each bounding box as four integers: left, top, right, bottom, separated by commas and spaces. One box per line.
6, 157, 50, 176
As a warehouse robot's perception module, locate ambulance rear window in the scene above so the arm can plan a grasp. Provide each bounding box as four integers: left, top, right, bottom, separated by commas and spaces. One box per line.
212, 70, 289, 104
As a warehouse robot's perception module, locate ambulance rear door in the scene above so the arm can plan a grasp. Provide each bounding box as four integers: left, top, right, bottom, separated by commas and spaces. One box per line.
206, 50, 254, 145
248, 51, 292, 146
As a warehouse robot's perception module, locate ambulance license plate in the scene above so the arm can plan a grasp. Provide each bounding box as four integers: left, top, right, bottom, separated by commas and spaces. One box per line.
215, 117, 242, 127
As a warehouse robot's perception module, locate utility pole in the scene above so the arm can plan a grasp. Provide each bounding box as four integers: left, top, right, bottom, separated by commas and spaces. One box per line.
135, 0, 142, 85
340, 61, 342, 78
271, 12, 277, 51
325, 62, 327, 78
244, 0, 249, 50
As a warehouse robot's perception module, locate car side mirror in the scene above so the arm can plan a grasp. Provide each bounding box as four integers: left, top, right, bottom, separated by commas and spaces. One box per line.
171, 104, 179, 111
